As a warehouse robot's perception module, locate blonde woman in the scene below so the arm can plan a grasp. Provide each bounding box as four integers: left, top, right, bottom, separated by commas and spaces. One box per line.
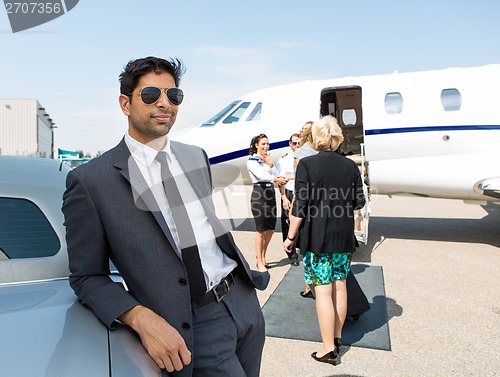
293, 121, 318, 298
284, 115, 366, 365
294, 121, 316, 160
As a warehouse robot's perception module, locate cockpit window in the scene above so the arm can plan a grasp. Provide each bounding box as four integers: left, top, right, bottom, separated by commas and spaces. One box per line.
222, 102, 251, 124
201, 100, 241, 127
246, 102, 262, 122
0, 197, 60, 259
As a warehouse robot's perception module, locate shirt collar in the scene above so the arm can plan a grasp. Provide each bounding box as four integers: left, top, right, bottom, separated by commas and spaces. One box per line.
125, 133, 172, 168
249, 153, 262, 162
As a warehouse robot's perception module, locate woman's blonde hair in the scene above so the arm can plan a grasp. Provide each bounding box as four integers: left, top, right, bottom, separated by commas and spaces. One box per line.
311, 115, 344, 151
299, 121, 314, 147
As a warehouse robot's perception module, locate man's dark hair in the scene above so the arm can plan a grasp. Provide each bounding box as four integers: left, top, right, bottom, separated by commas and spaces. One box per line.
119, 56, 186, 97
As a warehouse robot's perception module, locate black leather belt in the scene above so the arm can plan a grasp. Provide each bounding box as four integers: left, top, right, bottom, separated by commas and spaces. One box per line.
254, 182, 273, 188
193, 272, 235, 309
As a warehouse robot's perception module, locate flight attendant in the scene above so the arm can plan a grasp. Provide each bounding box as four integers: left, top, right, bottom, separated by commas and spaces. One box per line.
247, 134, 287, 272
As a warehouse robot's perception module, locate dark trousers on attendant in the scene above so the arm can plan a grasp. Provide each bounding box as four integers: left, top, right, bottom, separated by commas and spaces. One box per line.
190, 271, 265, 377
281, 189, 298, 261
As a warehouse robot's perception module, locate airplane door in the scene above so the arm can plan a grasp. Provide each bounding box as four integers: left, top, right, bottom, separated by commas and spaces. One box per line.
320, 86, 370, 244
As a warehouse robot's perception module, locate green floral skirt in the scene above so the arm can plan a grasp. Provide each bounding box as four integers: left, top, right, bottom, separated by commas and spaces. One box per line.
303, 251, 353, 285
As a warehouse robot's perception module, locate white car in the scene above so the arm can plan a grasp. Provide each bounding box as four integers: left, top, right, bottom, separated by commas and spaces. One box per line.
0, 156, 159, 376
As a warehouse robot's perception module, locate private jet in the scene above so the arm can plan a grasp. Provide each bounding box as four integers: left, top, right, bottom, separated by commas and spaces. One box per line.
173, 64, 500, 243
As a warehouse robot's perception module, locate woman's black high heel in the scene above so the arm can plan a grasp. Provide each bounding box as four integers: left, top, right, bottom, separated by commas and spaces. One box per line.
334, 338, 342, 354
311, 349, 338, 365
300, 289, 314, 299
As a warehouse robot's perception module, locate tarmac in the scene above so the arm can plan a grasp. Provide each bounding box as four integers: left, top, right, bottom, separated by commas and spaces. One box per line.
213, 187, 500, 377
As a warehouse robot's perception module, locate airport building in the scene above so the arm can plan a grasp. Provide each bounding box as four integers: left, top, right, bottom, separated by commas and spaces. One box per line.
0, 98, 57, 159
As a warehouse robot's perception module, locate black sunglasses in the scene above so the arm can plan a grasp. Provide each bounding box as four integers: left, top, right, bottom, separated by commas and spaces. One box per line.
130, 86, 184, 106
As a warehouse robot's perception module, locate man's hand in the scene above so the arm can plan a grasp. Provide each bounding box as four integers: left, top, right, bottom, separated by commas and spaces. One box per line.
119, 305, 191, 372
281, 196, 291, 211
274, 175, 288, 186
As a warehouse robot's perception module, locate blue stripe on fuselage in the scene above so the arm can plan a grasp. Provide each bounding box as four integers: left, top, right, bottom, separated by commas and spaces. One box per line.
209, 140, 290, 165
208, 125, 500, 165
365, 124, 500, 135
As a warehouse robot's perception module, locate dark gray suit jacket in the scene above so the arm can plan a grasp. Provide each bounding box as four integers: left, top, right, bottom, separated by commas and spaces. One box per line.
62, 138, 269, 359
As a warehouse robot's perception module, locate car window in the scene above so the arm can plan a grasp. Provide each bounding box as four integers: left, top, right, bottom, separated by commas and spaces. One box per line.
0, 197, 60, 259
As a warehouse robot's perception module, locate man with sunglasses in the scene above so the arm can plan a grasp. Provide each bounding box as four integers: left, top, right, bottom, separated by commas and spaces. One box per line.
276, 133, 301, 266
62, 56, 269, 377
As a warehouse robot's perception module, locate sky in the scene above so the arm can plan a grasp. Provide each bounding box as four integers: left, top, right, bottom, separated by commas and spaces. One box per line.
1, 0, 500, 156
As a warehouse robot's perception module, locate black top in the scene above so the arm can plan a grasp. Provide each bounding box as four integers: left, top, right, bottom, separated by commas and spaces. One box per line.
292, 151, 366, 254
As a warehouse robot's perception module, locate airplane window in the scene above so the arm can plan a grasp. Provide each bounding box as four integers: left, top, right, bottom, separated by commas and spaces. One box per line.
342, 109, 357, 126
328, 103, 335, 115
384, 92, 403, 114
201, 100, 241, 127
441, 88, 462, 111
222, 102, 250, 124
0, 197, 60, 259
246, 102, 262, 122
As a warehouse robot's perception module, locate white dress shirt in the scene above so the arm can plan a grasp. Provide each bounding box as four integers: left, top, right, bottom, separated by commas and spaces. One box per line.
276, 151, 295, 192
125, 134, 237, 292
247, 153, 277, 183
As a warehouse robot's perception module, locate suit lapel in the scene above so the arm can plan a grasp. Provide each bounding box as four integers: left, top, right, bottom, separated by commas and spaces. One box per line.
171, 143, 223, 233
171, 142, 240, 259
171, 142, 211, 199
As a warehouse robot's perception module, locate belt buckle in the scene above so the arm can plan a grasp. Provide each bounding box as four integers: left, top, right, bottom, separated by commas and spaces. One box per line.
213, 276, 230, 302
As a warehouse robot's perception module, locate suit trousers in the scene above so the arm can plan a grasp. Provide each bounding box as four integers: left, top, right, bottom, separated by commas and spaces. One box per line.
281, 189, 298, 260
166, 271, 265, 377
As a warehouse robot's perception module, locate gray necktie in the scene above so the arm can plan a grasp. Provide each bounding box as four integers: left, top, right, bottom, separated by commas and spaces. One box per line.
156, 151, 206, 303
